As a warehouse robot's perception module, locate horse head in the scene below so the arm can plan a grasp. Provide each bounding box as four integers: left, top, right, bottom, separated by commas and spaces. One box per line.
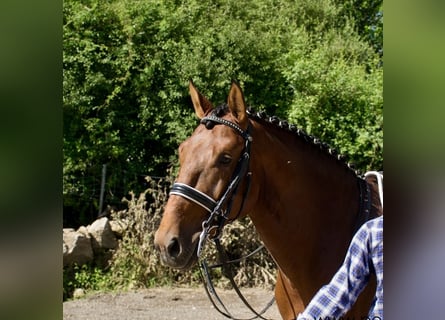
154, 81, 255, 269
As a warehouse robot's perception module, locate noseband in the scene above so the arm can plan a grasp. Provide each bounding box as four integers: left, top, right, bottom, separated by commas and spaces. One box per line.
169, 115, 253, 257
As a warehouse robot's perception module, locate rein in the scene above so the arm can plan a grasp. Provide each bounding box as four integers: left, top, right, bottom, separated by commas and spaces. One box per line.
200, 238, 275, 320
354, 171, 384, 233
355, 177, 371, 233
169, 115, 274, 320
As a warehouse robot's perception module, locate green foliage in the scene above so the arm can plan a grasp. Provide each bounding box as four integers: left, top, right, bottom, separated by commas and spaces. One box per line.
335, 0, 383, 56
281, 26, 383, 170
63, 0, 383, 224
63, 264, 110, 300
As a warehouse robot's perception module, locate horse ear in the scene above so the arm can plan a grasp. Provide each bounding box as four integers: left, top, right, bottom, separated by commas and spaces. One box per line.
227, 80, 248, 127
189, 80, 212, 119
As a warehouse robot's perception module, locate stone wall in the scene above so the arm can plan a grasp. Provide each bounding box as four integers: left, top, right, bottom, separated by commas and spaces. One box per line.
63, 217, 126, 267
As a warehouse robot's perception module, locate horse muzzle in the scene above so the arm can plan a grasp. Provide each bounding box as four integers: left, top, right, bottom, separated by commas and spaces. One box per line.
154, 230, 199, 270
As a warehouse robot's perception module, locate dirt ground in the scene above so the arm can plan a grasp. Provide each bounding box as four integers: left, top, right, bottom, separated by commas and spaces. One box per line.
63, 287, 281, 320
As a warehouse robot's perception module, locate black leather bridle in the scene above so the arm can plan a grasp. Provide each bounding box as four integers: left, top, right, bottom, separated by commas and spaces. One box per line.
168, 114, 275, 319
169, 114, 253, 257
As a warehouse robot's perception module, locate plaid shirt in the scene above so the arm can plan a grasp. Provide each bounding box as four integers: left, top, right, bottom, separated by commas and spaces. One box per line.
297, 215, 383, 320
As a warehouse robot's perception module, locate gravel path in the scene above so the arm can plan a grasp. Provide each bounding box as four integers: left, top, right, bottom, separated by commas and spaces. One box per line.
63, 287, 281, 320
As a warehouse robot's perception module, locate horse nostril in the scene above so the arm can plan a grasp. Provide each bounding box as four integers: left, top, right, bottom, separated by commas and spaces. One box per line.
167, 237, 181, 258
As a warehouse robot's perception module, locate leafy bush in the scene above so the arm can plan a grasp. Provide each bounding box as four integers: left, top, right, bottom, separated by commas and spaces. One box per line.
63, 264, 110, 300
280, 26, 383, 170
63, 0, 383, 225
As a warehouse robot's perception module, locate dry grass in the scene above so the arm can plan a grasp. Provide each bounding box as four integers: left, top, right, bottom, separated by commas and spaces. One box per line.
109, 177, 277, 290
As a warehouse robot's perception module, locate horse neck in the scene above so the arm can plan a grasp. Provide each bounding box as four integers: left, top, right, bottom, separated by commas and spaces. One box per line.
246, 120, 360, 295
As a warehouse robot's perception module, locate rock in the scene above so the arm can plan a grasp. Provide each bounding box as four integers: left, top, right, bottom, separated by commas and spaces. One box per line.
87, 217, 118, 251
73, 288, 86, 299
77, 226, 90, 237
63, 229, 93, 267
109, 219, 127, 238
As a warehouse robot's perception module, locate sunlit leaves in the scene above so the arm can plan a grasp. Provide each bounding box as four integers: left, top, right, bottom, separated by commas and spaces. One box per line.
63, 0, 382, 224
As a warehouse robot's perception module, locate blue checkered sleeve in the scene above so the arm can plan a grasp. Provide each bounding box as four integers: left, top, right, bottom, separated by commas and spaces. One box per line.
297, 216, 383, 320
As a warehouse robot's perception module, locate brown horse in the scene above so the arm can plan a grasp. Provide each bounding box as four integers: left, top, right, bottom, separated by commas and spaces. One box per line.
154, 81, 382, 319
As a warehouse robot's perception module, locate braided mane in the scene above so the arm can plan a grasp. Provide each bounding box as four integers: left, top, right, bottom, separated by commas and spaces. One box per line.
210, 104, 361, 177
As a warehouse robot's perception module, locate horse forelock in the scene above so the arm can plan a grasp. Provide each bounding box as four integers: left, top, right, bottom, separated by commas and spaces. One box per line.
210, 103, 230, 117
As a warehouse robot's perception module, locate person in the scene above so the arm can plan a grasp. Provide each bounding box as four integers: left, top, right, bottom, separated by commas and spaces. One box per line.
297, 215, 383, 320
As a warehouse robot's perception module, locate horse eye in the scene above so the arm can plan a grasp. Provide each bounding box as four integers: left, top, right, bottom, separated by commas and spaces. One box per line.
219, 154, 232, 165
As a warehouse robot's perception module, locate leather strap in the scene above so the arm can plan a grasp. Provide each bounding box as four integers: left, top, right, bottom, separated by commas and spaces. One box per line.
170, 183, 217, 213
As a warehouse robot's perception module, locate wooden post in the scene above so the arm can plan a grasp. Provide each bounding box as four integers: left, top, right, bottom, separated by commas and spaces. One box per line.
98, 164, 107, 217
